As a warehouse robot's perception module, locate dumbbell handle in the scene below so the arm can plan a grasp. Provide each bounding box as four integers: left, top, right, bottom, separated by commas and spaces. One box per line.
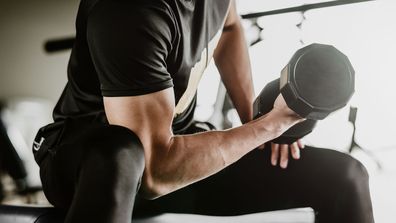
253, 78, 317, 144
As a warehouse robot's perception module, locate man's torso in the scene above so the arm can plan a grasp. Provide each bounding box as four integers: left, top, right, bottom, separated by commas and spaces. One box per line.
51, 0, 231, 134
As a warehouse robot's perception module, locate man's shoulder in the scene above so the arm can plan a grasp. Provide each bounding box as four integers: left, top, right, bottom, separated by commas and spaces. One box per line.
86, 0, 176, 45
88, 0, 175, 27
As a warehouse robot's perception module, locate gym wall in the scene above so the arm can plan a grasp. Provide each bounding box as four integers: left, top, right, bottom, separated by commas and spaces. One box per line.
0, 0, 79, 103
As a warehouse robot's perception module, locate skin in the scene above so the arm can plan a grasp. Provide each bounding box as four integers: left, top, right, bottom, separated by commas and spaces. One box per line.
269, 139, 305, 169
213, 1, 304, 169
104, 0, 304, 199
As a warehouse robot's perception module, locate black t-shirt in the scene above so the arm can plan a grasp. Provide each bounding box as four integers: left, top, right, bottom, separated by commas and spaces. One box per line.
51, 0, 231, 134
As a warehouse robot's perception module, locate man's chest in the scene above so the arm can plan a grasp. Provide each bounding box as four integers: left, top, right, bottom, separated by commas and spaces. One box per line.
167, 0, 231, 115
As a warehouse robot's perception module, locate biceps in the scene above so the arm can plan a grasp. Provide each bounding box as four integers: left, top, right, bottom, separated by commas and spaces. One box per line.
103, 88, 175, 152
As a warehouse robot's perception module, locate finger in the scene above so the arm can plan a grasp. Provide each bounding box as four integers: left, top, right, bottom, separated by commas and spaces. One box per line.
297, 139, 305, 149
280, 144, 289, 169
290, 142, 300, 160
271, 143, 279, 166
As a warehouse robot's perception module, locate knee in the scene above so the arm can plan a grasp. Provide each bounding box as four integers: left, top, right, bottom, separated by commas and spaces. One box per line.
81, 125, 145, 175
338, 155, 370, 193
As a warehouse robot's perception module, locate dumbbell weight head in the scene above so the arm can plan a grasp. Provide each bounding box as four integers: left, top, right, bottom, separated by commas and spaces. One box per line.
253, 43, 355, 144
280, 43, 355, 120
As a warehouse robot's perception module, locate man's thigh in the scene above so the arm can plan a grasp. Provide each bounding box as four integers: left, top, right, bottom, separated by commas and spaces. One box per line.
134, 146, 358, 216
39, 120, 132, 209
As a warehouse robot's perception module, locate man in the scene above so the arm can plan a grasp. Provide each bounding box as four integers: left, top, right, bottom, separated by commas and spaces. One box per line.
33, 0, 375, 222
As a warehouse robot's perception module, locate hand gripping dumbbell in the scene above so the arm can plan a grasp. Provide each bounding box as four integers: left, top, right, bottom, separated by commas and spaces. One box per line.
253, 43, 355, 144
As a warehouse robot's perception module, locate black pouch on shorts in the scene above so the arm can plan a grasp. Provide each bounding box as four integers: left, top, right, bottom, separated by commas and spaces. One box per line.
32, 120, 66, 166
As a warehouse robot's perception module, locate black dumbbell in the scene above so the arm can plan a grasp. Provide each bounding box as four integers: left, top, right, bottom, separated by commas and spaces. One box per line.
253, 43, 355, 144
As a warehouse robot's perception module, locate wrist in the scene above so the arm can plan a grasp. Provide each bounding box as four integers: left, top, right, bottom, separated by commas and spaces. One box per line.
259, 109, 302, 137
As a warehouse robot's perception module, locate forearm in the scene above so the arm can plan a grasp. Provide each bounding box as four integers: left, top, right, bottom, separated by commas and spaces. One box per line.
214, 18, 255, 124
144, 110, 300, 199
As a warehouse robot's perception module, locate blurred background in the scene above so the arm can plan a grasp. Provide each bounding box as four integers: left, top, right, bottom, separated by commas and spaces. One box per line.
0, 0, 395, 222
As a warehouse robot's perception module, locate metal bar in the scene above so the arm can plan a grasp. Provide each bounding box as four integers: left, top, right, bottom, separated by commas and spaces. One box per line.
44, 0, 376, 53
44, 37, 75, 53
241, 0, 375, 19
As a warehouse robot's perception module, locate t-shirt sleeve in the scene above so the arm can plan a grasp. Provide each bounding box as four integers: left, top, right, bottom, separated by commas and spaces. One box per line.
86, 2, 174, 97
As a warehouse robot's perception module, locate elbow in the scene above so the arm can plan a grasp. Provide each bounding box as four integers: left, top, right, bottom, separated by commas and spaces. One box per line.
140, 169, 172, 200
140, 140, 178, 200
140, 186, 162, 200
140, 181, 164, 200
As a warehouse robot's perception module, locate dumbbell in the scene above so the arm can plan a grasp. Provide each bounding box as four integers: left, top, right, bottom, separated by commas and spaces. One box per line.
253, 43, 355, 144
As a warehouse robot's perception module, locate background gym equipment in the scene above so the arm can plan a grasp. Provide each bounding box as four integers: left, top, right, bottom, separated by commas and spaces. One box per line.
253, 43, 354, 144
43, 1, 376, 53
347, 106, 383, 169
0, 102, 28, 196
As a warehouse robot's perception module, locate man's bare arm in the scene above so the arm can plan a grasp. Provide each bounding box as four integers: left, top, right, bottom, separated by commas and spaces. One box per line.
214, 0, 255, 124
104, 88, 301, 199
